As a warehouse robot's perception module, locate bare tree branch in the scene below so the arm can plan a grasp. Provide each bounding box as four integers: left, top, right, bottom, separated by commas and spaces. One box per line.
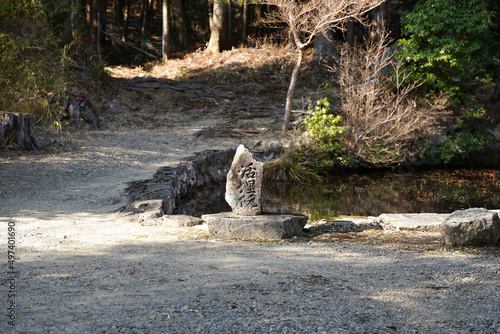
335, 37, 446, 165
257, 0, 386, 134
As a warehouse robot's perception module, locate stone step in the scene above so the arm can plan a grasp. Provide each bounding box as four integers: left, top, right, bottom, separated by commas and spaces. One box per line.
202, 213, 308, 239
378, 213, 450, 231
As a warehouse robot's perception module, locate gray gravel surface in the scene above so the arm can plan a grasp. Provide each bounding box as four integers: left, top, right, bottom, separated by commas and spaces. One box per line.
7, 228, 500, 334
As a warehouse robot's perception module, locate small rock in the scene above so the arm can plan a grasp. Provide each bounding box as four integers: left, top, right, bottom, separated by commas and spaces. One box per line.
162, 215, 203, 227
107, 99, 120, 111
351, 217, 383, 231
126, 199, 163, 215
320, 220, 363, 233
126, 199, 164, 221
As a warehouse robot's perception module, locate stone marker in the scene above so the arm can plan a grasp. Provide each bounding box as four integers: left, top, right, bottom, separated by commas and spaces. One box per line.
440, 208, 500, 246
205, 144, 308, 239
225, 145, 264, 216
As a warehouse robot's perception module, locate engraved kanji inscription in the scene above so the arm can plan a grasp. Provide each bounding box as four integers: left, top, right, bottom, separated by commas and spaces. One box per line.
225, 145, 263, 215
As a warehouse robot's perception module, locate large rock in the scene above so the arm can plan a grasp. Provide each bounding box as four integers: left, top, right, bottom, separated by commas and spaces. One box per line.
225, 145, 264, 215
440, 208, 500, 246
202, 213, 308, 239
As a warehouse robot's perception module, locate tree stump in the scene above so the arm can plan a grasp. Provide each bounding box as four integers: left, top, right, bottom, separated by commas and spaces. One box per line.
0, 112, 41, 151
62, 92, 99, 129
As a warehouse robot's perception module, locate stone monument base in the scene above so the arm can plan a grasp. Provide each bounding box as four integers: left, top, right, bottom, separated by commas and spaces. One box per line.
202, 213, 308, 239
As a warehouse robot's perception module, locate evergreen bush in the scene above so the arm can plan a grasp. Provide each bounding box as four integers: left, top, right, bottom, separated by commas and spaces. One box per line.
395, 0, 496, 100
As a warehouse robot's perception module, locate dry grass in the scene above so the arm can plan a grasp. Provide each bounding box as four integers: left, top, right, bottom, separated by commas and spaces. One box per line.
108, 45, 330, 88
149, 45, 295, 83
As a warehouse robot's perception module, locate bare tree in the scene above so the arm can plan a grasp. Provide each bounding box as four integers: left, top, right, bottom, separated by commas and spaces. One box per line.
259, 0, 386, 134
335, 36, 442, 165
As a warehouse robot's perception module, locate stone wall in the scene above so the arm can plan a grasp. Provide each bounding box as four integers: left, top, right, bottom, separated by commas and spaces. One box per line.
126, 148, 238, 216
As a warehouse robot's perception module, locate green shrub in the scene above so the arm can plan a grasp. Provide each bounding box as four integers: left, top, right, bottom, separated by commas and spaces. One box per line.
303, 98, 345, 150
395, 0, 496, 100
425, 132, 489, 165
423, 104, 489, 165
302, 97, 349, 168
265, 98, 349, 182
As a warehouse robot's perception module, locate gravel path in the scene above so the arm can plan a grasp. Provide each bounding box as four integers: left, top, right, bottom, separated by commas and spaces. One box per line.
7, 220, 500, 333
0, 87, 499, 333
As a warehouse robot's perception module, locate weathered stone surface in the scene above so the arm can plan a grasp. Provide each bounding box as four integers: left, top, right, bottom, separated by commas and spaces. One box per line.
440, 208, 500, 246
126, 199, 163, 216
319, 218, 382, 233
202, 213, 308, 239
318, 220, 363, 233
225, 145, 264, 216
350, 217, 383, 231
162, 215, 203, 227
126, 199, 164, 220
380, 213, 448, 231
126, 148, 237, 216
62, 92, 99, 129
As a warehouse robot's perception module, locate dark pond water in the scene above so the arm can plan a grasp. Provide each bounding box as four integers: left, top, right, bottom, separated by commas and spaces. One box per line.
263, 169, 500, 220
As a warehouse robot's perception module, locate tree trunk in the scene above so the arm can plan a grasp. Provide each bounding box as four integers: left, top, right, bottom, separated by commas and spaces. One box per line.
242, 0, 248, 43
492, 70, 500, 103
346, 20, 355, 46
172, 0, 193, 49
90, 0, 107, 45
207, 0, 230, 54
253, 3, 263, 22
313, 30, 338, 61
114, 0, 124, 28
0, 113, 41, 151
114, 0, 123, 27
140, 0, 148, 47
371, 1, 387, 42
61, 0, 79, 44
122, 0, 130, 41
162, 0, 171, 60
86, 0, 91, 26
283, 48, 304, 134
